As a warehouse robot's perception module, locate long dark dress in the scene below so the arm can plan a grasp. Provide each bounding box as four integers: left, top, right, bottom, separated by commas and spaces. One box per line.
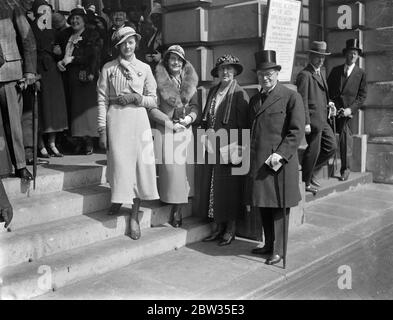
31, 23, 68, 133
58, 27, 100, 137
198, 81, 249, 223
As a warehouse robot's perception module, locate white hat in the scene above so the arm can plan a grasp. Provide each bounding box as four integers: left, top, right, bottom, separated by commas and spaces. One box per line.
113, 26, 141, 47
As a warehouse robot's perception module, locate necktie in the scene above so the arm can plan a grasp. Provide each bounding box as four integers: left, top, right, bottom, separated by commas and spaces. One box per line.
260, 91, 268, 103
344, 66, 349, 78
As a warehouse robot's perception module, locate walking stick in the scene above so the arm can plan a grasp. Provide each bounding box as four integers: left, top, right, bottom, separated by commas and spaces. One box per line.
32, 83, 38, 190
330, 115, 337, 179
282, 163, 287, 269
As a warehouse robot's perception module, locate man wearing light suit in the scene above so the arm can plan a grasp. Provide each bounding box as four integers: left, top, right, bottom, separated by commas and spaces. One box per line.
0, 0, 37, 180
327, 39, 367, 181
296, 41, 337, 194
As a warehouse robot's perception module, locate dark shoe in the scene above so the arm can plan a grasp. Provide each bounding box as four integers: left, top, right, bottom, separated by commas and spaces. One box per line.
26, 158, 50, 165
85, 138, 94, 155
202, 232, 222, 242
15, 168, 33, 181
171, 210, 182, 228
305, 184, 318, 195
218, 232, 235, 246
107, 203, 122, 216
339, 170, 350, 181
38, 148, 50, 158
265, 254, 282, 265
48, 145, 64, 157
310, 176, 321, 187
251, 246, 273, 255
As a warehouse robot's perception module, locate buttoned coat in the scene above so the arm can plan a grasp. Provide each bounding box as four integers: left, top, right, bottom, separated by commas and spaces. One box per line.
296, 64, 329, 132
0, 0, 36, 82
247, 83, 305, 208
327, 64, 367, 113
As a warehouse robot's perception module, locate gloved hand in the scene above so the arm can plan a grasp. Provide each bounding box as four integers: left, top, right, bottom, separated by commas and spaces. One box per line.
328, 102, 337, 118
179, 115, 192, 127
117, 93, 143, 106
24, 72, 36, 86
98, 128, 107, 150
173, 122, 186, 132
57, 60, 66, 72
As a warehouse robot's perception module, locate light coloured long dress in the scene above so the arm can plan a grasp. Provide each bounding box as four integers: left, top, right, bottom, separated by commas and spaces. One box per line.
97, 56, 159, 204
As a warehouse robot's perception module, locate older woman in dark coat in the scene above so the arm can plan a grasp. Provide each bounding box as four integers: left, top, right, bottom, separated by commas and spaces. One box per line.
200, 55, 249, 246
57, 7, 101, 154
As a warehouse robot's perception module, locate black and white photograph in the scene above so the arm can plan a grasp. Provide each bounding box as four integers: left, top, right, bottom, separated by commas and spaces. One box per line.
0, 0, 392, 306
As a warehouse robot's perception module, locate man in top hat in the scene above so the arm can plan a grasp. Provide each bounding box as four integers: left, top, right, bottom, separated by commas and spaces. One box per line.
296, 41, 337, 194
0, 0, 37, 181
248, 50, 305, 265
327, 39, 367, 181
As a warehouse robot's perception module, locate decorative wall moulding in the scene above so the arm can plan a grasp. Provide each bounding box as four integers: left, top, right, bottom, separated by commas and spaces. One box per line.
162, 0, 212, 11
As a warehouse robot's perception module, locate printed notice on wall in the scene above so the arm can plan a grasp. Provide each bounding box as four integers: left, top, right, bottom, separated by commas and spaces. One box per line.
264, 0, 301, 82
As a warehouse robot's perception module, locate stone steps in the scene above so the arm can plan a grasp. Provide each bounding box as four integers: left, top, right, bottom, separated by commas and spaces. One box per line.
0, 217, 212, 300
0, 201, 192, 268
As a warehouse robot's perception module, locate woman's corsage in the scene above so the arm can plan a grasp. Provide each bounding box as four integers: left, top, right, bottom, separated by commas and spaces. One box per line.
72, 36, 83, 48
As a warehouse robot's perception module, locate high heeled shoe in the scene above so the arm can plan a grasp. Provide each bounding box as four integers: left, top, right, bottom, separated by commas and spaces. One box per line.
48, 145, 63, 157
38, 147, 50, 158
218, 232, 235, 246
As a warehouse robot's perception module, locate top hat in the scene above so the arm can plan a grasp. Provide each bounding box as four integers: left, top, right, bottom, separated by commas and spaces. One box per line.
113, 26, 142, 47
67, 6, 87, 25
308, 41, 331, 55
103, 0, 132, 14
254, 50, 281, 71
32, 0, 52, 16
343, 38, 362, 55
210, 54, 243, 78
164, 45, 186, 63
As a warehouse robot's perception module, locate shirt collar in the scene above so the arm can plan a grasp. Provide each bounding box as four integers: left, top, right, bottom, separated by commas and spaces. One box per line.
261, 81, 278, 95
310, 63, 321, 73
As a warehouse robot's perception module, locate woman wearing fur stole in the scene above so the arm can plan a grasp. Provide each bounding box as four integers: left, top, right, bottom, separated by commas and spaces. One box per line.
154, 45, 200, 228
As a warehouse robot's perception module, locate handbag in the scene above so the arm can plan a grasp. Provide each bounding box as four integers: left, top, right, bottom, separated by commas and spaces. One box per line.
78, 70, 93, 83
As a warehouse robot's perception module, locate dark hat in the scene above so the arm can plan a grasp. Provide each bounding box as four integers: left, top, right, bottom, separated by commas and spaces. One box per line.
103, 0, 131, 14
254, 50, 281, 71
308, 41, 331, 56
211, 54, 243, 78
32, 0, 52, 16
343, 38, 362, 55
67, 6, 87, 25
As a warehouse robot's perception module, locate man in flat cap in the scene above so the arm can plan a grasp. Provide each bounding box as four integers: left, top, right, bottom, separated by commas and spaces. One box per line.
247, 50, 305, 265
296, 41, 337, 194
327, 39, 367, 181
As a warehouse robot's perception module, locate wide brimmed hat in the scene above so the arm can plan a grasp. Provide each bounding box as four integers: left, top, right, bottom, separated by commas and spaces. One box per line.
211, 54, 243, 78
67, 6, 87, 25
343, 38, 362, 55
32, 0, 52, 16
164, 45, 186, 63
103, 0, 131, 14
308, 41, 331, 55
113, 26, 141, 47
254, 50, 281, 71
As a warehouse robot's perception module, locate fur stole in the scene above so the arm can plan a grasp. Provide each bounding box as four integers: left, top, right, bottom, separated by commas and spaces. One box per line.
155, 60, 199, 107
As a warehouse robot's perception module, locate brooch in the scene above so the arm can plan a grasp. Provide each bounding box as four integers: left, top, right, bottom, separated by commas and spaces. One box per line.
137, 72, 142, 77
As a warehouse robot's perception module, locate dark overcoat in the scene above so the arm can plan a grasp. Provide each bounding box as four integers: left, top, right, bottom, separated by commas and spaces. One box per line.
327, 64, 367, 113
198, 81, 249, 223
58, 27, 101, 137
296, 64, 329, 132
246, 83, 305, 208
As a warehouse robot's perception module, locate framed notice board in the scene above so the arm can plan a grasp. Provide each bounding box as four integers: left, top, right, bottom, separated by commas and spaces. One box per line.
264, 0, 302, 82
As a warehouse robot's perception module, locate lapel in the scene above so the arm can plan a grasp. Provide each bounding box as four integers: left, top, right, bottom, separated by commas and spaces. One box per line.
308, 64, 325, 91
254, 83, 282, 118
342, 65, 359, 92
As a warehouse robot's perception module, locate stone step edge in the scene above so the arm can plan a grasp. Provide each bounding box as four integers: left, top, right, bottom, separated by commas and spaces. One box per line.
0, 200, 193, 268
3, 164, 107, 200
305, 172, 373, 202
0, 217, 212, 300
